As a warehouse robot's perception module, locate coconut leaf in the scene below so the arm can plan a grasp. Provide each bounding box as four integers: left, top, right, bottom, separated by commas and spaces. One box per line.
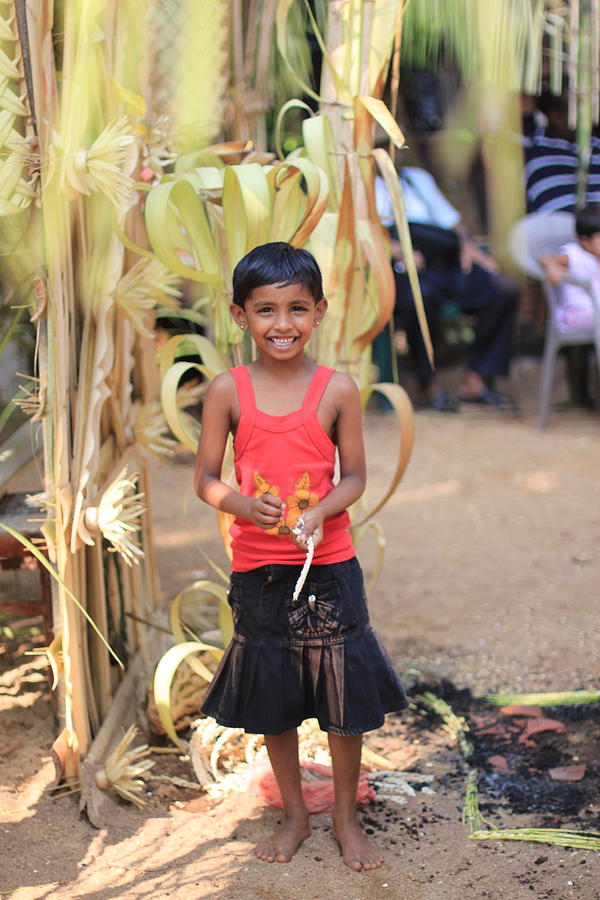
153, 641, 224, 747
485, 690, 600, 707
171, 0, 229, 152
274, 98, 314, 160
353, 383, 414, 526
0, 521, 123, 668
169, 579, 232, 655
470, 828, 600, 851
144, 178, 221, 284
462, 769, 494, 833
419, 691, 473, 759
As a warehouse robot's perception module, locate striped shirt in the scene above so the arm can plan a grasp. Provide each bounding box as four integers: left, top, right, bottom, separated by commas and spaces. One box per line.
524, 133, 600, 213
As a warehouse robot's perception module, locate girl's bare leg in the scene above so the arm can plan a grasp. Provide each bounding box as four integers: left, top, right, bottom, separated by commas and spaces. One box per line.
328, 733, 384, 871
255, 728, 311, 863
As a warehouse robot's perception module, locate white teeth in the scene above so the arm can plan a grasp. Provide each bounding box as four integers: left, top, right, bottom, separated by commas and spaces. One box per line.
271, 338, 294, 347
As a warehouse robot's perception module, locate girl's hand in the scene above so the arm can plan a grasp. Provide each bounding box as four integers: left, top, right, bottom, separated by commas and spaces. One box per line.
251, 492, 284, 530
539, 253, 569, 285
291, 508, 324, 551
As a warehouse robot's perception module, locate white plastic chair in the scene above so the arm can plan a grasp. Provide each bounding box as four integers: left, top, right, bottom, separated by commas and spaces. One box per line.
508, 212, 600, 428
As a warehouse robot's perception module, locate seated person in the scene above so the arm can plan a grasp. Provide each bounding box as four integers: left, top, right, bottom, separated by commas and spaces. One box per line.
375, 167, 519, 410
538, 205, 600, 331
524, 92, 600, 214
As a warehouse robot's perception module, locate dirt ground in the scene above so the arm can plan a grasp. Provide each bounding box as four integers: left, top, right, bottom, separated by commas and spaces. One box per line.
1, 356, 600, 900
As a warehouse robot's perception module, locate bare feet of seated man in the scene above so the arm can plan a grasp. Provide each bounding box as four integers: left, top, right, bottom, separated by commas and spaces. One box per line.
255, 811, 311, 863
333, 814, 385, 871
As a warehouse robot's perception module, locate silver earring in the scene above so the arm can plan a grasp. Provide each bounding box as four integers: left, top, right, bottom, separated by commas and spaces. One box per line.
240, 323, 246, 330
314, 320, 320, 327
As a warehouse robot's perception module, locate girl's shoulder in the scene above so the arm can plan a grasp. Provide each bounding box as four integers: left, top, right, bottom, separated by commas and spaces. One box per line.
209, 368, 236, 390
324, 369, 360, 404
204, 370, 241, 427
206, 369, 237, 405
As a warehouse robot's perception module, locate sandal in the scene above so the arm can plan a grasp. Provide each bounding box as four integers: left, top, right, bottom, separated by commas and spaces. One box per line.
458, 387, 519, 412
415, 389, 460, 413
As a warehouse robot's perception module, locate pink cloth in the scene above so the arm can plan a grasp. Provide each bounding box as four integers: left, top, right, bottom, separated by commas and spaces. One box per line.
247, 759, 375, 813
557, 242, 599, 331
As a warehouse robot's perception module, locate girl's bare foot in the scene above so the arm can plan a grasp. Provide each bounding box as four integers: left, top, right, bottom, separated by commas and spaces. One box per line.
332, 816, 384, 871
255, 812, 311, 863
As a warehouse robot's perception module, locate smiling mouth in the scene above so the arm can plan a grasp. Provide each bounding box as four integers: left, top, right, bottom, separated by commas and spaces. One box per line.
269, 337, 296, 349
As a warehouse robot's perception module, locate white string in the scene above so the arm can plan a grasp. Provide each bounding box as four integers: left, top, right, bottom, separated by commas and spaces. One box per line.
291, 524, 314, 603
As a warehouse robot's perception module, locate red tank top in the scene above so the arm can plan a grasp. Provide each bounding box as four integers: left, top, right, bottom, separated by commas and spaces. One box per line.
229, 365, 355, 572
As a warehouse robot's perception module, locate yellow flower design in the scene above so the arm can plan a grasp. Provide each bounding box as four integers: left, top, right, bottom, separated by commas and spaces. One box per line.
286, 472, 319, 517
253, 472, 280, 500
253, 471, 284, 535
252, 471, 319, 538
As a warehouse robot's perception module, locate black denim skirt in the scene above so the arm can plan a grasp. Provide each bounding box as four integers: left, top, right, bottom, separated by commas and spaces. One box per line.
200, 556, 408, 736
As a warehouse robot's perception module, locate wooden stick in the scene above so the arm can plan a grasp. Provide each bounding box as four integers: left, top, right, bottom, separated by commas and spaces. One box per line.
86, 541, 113, 723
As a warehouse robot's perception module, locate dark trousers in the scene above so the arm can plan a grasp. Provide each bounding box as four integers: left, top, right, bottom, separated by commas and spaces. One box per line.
393, 264, 518, 388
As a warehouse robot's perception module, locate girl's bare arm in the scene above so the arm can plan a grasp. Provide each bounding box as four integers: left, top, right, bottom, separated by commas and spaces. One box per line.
193, 373, 283, 528
295, 373, 366, 547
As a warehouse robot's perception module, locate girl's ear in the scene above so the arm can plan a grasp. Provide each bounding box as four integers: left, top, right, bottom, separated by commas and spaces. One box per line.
230, 303, 248, 330
313, 297, 328, 327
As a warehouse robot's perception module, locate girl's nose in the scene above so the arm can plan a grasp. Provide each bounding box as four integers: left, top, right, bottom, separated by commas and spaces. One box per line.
274, 309, 293, 330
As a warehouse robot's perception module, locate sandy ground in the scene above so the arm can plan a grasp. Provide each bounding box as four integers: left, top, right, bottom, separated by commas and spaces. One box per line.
1, 356, 600, 900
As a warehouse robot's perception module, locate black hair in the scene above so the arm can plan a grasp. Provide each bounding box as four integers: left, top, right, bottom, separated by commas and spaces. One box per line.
537, 90, 568, 117
576, 205, 600, 239
232, 241, 323, 308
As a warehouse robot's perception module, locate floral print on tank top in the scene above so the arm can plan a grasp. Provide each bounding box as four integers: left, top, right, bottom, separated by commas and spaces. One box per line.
253, 470, 319, 536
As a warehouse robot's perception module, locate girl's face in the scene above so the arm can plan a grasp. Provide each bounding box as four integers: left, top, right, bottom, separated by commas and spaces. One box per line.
230, 282, 326, 361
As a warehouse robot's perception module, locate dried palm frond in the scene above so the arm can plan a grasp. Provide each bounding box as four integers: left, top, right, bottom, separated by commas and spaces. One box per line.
95, 726, 154, 807
133, 401, 177, 458
402, 0, 549, 92
113, 258, 180, 337
84, 468, 145, 565
46, 778, 81, 799
147, 658, 213, 736
485, 690, 600, 707
140, 115, 177, 175
152, 640, 224, 747
176, 380, 206, 409
190, 717, 268, 789
419, 691, 473, 759
12, 373, 45, 420
0, 519, 123, 668
461, 769, 600, 850
170, 0, 229, 152
189, 715, 391, 794
462, 769, 494, 833
470, 828, 600, 851
61, 118, 136, 207
0, 5, 36, 217
25, 632, 63, 690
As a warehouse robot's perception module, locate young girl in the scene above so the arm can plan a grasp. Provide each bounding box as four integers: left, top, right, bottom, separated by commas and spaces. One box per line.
194, 242, 407, 871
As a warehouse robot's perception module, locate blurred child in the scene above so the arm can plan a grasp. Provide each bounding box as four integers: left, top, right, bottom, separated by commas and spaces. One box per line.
539, 205, 600, 331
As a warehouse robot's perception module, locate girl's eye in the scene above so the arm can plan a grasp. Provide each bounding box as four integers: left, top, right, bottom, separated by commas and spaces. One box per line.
257, 306, 273, 313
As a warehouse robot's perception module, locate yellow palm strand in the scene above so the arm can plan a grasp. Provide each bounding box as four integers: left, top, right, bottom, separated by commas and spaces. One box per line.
171, 0, 229, 152
113, 258, 180, 338
0, 1, 35, 217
